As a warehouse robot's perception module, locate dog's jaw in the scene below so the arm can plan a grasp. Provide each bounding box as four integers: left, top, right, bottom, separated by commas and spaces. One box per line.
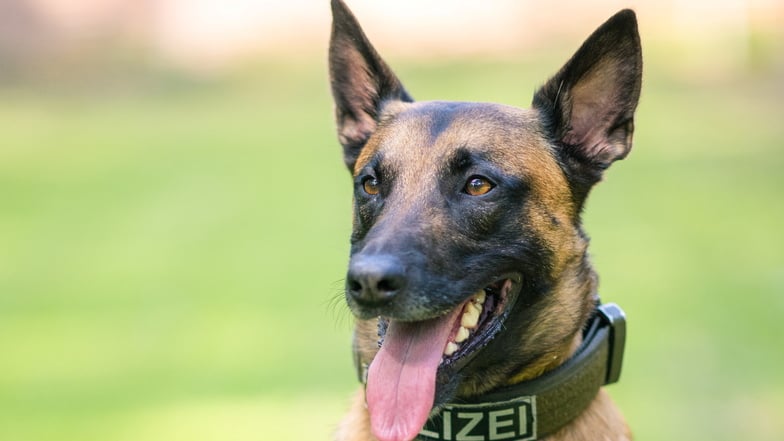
365, 277, 521, 441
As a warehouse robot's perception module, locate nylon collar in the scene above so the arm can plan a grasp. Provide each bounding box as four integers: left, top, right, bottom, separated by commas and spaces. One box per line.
415, 303, 627, 441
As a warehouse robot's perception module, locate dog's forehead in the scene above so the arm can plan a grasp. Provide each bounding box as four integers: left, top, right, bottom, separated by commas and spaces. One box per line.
358, 101, 557, 176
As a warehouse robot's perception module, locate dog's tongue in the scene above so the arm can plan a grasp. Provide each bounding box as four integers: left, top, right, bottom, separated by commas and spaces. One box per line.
366, 307, 462, 441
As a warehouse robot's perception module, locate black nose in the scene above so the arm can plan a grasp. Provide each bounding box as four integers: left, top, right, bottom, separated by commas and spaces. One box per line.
346, 254, 406, 307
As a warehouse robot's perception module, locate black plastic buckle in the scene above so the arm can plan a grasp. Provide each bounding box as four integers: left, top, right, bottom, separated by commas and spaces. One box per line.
597, 303, 626, 385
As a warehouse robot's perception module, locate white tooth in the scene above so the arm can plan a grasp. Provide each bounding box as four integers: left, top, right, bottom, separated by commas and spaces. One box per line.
455, 326, 470, 343
461, 304, 480, 328
473, 290, 486, 304
444, 342, 459, 356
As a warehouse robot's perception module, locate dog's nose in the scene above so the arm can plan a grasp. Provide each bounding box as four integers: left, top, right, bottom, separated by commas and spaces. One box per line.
346, 254, 406, 307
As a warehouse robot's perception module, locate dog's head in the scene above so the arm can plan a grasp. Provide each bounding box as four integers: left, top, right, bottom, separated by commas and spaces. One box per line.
328, 1, 641, 440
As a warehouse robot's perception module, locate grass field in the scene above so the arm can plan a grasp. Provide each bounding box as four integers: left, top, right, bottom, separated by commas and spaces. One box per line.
1, 49, 782, 440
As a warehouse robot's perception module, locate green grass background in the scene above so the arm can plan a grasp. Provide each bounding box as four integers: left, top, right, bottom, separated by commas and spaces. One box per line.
1, 46, 782, 440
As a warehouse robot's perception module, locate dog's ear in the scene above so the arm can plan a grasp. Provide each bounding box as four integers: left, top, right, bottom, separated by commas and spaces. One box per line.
329, 0, 413, 172
533, 10, 642, 184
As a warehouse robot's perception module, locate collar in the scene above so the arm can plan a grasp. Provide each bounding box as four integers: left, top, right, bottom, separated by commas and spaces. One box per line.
416, 302, 627, 441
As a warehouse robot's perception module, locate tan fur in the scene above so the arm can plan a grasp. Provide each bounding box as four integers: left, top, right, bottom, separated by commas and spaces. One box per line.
335, 388, 376, 441
352, 318, 380, 380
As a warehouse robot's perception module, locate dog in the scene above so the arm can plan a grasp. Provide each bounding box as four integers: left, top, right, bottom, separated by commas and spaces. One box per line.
327, 1, 642, 440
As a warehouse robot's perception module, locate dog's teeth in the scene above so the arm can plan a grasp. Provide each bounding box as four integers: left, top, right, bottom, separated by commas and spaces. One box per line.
455, 326, 470, 343
461, 303, 480, 328
473, 290, 486, 304
444, 342, 459, 356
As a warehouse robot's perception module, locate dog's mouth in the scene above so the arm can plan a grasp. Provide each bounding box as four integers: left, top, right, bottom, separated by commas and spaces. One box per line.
365, 275, 521, 441
376, 277, 517, 369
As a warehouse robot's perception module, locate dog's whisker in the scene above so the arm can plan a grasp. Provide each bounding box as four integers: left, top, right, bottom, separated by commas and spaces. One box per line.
324, 278, 354, 330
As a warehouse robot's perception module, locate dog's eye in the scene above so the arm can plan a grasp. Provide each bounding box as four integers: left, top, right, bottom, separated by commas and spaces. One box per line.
362, 176, 380, 195
464, 176, 494, 196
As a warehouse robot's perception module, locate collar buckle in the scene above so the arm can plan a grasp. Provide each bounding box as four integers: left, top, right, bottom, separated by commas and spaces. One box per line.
597, 303, 627, 385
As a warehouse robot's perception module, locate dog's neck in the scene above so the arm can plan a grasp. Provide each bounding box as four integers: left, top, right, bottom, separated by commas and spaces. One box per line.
505, 247, 600, 384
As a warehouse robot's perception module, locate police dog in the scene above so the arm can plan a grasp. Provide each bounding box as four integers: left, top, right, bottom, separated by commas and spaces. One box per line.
328, 1, 641, 440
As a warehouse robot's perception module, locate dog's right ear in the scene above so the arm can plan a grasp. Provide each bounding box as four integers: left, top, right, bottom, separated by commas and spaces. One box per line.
329, 0, 413, 172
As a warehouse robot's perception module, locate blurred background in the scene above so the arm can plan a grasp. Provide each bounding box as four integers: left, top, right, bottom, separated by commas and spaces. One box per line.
1, 0, 782, 440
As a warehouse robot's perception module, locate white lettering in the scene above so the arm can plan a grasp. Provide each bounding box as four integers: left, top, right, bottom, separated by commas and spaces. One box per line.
488, 408, 515, 440
519, 403, 533, 438
455, 412, 484, 441
421, 398, 536, 441
419, 427, 439, 439
444, 409, 452, 440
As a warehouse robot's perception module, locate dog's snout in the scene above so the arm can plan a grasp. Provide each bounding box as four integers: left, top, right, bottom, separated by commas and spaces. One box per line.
347, 254, 406, 307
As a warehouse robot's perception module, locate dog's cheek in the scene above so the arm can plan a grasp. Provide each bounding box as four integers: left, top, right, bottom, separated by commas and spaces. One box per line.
442, 200, 552, 285
522, 198, 584, 278
467, 205, 505, 238
452, 196, 520, 242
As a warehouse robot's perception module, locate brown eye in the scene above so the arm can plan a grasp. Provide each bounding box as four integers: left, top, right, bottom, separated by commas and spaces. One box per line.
362, 176, 380, 195
464, 176, 494, 196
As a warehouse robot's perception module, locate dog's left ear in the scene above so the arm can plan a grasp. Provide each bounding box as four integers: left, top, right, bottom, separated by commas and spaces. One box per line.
329, 0, 413, 172
533, 10, 642, 176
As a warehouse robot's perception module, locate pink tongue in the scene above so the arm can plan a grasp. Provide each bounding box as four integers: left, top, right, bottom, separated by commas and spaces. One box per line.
366, 307, 463, 441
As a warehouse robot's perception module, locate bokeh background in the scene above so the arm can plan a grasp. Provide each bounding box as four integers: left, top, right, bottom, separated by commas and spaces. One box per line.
1, 0, 782, 440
